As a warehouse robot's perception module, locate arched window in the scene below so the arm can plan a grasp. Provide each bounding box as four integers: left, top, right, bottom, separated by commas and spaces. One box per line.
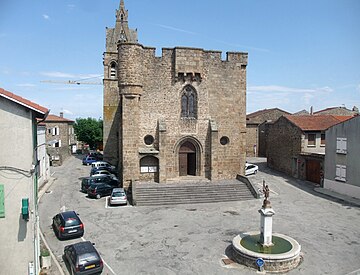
110, 62, 117, 79
180, 85, 197, 118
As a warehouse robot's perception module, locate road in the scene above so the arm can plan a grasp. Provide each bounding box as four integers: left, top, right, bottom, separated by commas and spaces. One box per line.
39, 156, 360, 275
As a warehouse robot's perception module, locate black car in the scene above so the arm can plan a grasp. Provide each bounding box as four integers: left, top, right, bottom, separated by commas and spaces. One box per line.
52, 211, 84, 240
87, 183, 114, 199
63, 241, 103, 275
81, 175, 119, 193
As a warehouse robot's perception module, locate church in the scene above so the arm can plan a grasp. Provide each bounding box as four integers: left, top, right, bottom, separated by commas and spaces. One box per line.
103, 0, 248, 188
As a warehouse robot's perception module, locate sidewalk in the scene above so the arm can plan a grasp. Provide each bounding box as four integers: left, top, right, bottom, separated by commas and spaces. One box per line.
314, 187, 360, 207
38, 176, 65, 275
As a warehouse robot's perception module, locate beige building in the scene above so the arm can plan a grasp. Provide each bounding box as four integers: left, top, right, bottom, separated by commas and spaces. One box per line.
0, 88, 49, 275
267, 115, 353, 185
103, 0, 248, 187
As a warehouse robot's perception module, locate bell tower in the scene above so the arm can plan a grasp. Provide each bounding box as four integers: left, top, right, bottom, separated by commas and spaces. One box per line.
103, 0, 138, 166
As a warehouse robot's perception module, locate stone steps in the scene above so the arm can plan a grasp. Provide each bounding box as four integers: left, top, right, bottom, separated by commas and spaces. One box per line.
133, 181, 256, 206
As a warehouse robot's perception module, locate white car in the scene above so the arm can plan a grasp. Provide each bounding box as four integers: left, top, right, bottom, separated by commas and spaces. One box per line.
245, 163, 258, 176
109, 188, 127, 206
91, 161, 115, 170
91, 170, 118, 181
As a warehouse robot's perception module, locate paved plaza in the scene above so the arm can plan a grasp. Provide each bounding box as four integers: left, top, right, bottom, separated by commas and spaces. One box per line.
39, 156, 360, 275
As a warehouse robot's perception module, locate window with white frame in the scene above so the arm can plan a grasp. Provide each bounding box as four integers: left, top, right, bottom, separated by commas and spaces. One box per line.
335, 165, 346, 182
52, 140, 61, 148
51, 127, 59, 136
336, 138, 347, 154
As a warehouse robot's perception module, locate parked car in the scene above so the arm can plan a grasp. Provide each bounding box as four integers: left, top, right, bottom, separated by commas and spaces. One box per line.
52, 211, 84, 240
81, 175, 119, 193
91, 161, 115, 170
109, 188, 127, 206
245, 163, 259, 176
88, 152, 103, 161
91, 169, 118, 180
90, 166, 117, 177
87, 183, 114, 199
82, 156, 97, 166
63, 241, 103, 275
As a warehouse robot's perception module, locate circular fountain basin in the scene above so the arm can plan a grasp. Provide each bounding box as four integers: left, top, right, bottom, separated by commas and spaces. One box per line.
232, 231, 302, 273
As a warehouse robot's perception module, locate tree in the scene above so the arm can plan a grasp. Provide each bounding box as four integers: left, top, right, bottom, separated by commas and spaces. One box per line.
74, 118, 103, 149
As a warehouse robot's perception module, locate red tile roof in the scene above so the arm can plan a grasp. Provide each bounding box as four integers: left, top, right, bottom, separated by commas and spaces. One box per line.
0, 87, 49, 115
285, 115, 353, 131
45, 114, 74, 123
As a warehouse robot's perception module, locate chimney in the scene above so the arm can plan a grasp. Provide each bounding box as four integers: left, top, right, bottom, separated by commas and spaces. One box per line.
310, 106, 313, 115
60, 112, 64, 118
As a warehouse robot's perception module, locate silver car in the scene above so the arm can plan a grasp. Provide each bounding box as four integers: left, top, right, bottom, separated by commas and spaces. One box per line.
109, 188, 127, 206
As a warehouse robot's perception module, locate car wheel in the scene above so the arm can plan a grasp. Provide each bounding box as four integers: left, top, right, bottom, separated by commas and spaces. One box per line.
254, 170, 257, 174
96, 194, 101, 199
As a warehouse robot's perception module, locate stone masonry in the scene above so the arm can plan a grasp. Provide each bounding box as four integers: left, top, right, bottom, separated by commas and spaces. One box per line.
103, 1, 248, 188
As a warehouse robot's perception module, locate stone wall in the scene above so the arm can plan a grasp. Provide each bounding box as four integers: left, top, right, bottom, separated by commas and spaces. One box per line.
267, 116, 302, 176
246, 124, 258, 157
45, 121, 72, 165
116, 43, 247, 186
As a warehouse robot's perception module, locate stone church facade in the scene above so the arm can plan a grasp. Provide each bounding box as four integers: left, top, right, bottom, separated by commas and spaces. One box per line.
103, 0, 248, 188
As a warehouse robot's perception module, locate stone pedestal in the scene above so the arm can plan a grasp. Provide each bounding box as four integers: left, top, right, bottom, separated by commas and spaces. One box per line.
259, 207, 275, 246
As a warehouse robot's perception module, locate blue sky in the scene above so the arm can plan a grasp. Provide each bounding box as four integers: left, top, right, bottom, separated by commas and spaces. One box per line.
0, 0, 359, 120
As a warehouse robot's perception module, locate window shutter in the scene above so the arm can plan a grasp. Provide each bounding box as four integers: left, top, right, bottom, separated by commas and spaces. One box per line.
336, 138, 347, 154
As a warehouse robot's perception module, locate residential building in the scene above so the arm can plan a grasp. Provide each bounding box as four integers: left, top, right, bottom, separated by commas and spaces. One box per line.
267, 115, 353, 185
44, 113, 76, 166
314, 106, 359, 116
246, 108, 290, 157
103, 0, 248, 187
0, 88, 49, 275
37, 124, 51, 188
324, 116, 360, 199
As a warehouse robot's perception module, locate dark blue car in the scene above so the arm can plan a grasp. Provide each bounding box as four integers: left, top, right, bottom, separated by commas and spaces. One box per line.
82, 156, 97, 166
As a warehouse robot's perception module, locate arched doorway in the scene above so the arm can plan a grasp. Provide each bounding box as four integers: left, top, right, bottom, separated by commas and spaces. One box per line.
179, 141, 197, 176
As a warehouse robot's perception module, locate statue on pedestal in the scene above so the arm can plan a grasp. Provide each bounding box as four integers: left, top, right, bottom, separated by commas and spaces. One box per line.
262, 180, 271, 208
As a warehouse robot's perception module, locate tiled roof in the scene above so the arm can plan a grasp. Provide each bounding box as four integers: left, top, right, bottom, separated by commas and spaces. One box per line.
0, 87, 49, 115
45, 114, 74, 123
285, 115, 353, 131
247, 108, 290, 118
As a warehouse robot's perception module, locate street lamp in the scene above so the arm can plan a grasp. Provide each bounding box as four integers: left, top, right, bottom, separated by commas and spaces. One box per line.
31, 139, 57, 275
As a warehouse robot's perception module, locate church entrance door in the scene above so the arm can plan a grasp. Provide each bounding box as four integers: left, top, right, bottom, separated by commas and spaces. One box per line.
179, 141, 196, 176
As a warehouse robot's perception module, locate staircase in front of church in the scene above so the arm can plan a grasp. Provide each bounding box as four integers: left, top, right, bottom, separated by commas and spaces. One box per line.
133, 178, 257, 206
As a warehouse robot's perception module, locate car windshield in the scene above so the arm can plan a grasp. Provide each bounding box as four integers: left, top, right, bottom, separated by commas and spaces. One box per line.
112, 192, 125, 197
65, 217, 80, 226
78, 252, 99, 265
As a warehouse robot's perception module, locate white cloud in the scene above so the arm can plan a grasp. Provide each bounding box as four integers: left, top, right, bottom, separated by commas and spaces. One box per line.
248, 85, 333, 94
302, 93, 314, 105
154, 23, 197, 35
16, 83, 36, 87
40, 71, 101, 79
42, 14, 50, 20
62, 109, 73, 115
67, 4, 76, 10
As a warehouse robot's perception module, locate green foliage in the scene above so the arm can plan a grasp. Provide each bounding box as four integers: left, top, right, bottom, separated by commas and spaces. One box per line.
74, 117, 103, 149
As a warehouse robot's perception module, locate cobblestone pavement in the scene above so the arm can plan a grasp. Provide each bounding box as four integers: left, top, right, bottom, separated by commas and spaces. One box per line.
39, 156, 360, 275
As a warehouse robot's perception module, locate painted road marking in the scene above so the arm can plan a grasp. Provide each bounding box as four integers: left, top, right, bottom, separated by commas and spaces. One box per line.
81, 236, 117, 275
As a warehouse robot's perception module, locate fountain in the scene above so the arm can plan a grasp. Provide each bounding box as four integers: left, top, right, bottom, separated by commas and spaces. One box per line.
232, 181, 302, 272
